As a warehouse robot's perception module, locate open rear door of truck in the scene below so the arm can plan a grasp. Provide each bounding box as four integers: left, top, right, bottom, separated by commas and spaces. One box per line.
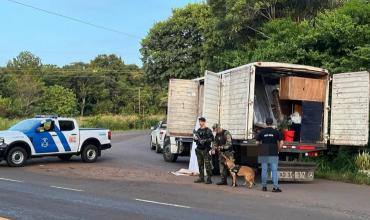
167, 79, 199, 137
220, 65, 254, 139
203, 71, 221, 128
330, 71, 370, 146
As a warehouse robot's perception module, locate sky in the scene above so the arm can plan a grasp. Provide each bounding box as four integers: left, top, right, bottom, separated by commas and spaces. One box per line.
0, 0, 201, 67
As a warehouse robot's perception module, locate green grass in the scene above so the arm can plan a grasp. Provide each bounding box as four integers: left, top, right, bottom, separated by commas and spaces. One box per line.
77, 115, 164, 130
306, 148, 370, 185
0, 115, 165, 131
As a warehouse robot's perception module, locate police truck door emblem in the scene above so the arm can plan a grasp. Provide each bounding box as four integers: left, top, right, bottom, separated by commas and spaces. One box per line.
41, 138, 49, 147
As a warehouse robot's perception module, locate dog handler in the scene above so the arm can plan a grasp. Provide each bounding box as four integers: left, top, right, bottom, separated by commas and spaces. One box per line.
211, 123, 234, 186
256, 118, 283, 192
194, 117, 214, 184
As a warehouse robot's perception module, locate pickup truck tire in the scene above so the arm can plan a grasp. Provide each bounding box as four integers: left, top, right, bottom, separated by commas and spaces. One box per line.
6, 147, 27, 167
155, 139, 162, 154
58, 154, 73, 161
163, 138, 178, 162
150, 137, 155, 150
81, 144, 99, 163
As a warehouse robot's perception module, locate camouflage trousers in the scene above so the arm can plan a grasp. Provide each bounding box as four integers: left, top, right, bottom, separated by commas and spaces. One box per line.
219, 151, 234, 182
195, 148, 212, 179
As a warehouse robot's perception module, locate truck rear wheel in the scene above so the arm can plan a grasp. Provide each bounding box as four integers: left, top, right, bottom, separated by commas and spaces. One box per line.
155, 139, 162, 154
81, 144, 99, 163
163, 137, 178, 162
6, 147, 28, 167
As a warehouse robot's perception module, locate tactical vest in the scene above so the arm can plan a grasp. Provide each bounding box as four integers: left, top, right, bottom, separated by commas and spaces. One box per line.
215, 130, 232, 151
215, 130, 227, 145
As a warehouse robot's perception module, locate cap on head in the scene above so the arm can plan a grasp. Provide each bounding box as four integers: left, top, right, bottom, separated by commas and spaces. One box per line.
266, 117, 273, 125
212, 123, 220, 130
198, 117, 206, 122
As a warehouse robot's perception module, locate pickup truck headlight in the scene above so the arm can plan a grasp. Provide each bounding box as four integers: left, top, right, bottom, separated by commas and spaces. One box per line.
0, 137, 4, 145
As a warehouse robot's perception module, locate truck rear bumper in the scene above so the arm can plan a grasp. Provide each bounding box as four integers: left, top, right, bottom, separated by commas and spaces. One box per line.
262, 161, 316, 182
277, 161, 316, 182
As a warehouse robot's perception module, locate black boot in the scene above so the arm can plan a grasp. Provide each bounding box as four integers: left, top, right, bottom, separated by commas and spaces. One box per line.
194, 177, 205, 183
205, 177, 212, 184
216, 179, 228, 185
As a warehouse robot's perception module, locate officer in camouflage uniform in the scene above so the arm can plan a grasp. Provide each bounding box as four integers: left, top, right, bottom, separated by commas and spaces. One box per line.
194, 117, 214, 184
212, 123, 234, 185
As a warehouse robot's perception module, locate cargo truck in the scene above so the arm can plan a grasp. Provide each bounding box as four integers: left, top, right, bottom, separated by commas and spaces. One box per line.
163, 62, 369, 181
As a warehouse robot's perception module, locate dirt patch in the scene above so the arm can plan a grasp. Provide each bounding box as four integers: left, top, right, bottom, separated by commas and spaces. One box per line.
24, 161, 266, 196
25, 161, 183, 183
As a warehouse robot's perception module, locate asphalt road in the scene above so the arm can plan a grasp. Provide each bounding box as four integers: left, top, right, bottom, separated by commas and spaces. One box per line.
1, 130, 370, 220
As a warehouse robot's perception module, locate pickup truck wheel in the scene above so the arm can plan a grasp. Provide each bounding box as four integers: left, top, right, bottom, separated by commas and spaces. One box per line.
6, 147, 27, 167
155, 139, 162, 154
58, 154, 73, 161
150, 137, 155, 150
163, 138, 178, 162
81, 144, 98, 163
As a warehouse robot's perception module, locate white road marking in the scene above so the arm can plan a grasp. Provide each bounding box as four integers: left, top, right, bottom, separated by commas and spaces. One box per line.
50, 186, 84, 192
0, 178, 24, 183
134, 198, 191, 209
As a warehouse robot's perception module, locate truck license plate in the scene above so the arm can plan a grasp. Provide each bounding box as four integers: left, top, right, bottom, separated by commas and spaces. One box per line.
278, 171, 314, 181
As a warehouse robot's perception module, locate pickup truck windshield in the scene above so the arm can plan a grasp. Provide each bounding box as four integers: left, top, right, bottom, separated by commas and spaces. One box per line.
9, 119, 41, 132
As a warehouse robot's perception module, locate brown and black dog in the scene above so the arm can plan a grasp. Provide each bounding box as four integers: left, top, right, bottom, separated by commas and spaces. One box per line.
220, 153, 256, 188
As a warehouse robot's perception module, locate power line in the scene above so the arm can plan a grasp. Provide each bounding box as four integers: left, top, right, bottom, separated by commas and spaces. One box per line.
5, 0, 142, 39
0, 68, 141, 73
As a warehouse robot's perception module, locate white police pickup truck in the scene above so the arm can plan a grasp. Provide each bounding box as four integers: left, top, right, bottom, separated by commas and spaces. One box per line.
0, 115, 112, 167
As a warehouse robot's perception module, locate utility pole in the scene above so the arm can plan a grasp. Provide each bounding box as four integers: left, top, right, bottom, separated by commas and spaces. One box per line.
138, 87, 141, 115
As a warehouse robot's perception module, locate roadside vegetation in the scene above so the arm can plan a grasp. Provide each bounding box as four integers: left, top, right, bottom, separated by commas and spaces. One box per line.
0, 53, 166, 118
306, 148, 370, 185
0, 115, 164, 131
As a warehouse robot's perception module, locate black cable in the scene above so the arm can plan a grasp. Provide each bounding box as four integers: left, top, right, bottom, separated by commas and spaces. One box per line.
5, 0, 142, 39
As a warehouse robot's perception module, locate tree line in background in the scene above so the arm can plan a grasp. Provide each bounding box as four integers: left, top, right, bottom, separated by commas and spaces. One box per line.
0, 52, 167, 118
141, 0, 370, 85
1, 0, 368, 119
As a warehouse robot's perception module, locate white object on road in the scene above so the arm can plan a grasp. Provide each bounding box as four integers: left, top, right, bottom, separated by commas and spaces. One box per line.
188, 118, 200, 174
170, 168, 197, 176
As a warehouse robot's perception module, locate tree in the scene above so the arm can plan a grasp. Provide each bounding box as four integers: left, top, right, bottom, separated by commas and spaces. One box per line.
7, 75, 44, 116
250, 0, 370, 73
38, 85, 77, 115
141, 4, 216, 84
2, 52, 44, 116
7, 51, 42, 71
206, 0, 346, 70
61, 62, 103, 116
